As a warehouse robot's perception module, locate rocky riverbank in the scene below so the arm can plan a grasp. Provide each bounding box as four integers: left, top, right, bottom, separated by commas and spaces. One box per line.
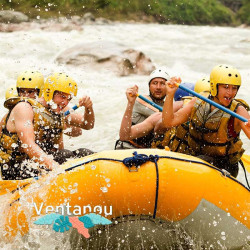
0, 11, 114, 32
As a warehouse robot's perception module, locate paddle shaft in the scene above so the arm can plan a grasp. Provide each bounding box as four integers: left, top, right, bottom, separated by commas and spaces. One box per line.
178, 84, 248, 122
137, 94, 163, 111
64, 105, 79, 116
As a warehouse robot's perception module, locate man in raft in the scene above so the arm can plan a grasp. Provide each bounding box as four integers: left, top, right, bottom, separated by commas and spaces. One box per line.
162, 64, 250, 177
0, 72, 95, 180
116, 66, 181, 149
118, 79, 204, 150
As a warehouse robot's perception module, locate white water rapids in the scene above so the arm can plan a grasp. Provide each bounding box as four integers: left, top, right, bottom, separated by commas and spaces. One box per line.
0, 23, 249, 249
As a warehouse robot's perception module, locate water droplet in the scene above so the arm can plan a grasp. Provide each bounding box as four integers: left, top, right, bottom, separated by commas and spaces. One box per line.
221, 231, 225, 235
70, 189, 77, 194
11, 143, 18, 148
91, 165, 96, 170
105, 178, 110, 183
213, 221, 218, 226
98, 230, 102, 234
24, 120, 32, 127
107, 183, 111, 187
51, 103, 57, 109
21, 143, 28, 149
100, 187, 108, 193
142, 227, 145, 230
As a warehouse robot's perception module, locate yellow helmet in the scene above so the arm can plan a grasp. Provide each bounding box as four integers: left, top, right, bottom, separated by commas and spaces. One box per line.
210, 64, 241, 96
194, 77, 210, 94
43, 73, 78, 102
16, 71, 44, 96
5, 85, 18, 100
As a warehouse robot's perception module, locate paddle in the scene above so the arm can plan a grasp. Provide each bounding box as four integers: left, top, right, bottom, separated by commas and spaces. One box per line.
136, 94, 163, 112
177, 83, 248, 122
64, 104, 79, 116
138, 84, 248, 122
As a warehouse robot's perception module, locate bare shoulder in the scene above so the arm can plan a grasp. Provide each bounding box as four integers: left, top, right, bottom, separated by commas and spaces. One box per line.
12, 102, 34, 118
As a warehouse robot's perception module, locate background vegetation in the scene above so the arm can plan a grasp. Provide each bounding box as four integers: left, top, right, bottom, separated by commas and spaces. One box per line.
237, 0, 250, 25
0, 0, 248, 25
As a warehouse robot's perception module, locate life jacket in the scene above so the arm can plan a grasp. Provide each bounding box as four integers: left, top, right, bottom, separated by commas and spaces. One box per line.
188, 96, 248, 164
0, 98, 64, 166
151, 127, 176, 149
131, 131, 155, 148
168, 96, 193, 154
131, 95, 163, 148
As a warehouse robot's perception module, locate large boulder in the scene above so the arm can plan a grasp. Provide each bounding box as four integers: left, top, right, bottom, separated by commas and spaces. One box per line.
0, 10, 28, 23
56, 42, 155, 76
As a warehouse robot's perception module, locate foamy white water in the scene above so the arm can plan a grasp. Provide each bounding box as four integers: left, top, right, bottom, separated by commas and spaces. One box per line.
0, 23, 249, 249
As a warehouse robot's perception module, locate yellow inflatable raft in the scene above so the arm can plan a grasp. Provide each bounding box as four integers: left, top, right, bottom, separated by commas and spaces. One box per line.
1, 149, 249, 249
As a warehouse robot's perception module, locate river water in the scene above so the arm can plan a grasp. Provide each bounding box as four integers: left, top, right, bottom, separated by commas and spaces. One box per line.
0, 23, 249, 249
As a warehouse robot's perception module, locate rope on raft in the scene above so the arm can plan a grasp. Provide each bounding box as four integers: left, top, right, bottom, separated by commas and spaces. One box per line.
123, 151, 160, 219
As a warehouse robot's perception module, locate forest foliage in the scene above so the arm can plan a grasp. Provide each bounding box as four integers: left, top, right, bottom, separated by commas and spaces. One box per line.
0, 0, 249, 25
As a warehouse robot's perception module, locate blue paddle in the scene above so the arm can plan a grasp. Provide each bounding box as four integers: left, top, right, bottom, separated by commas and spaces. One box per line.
136, 94, 163, 112
64, 105, 79, 116
138, 84, 248, 122
177, 83, 248, 122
